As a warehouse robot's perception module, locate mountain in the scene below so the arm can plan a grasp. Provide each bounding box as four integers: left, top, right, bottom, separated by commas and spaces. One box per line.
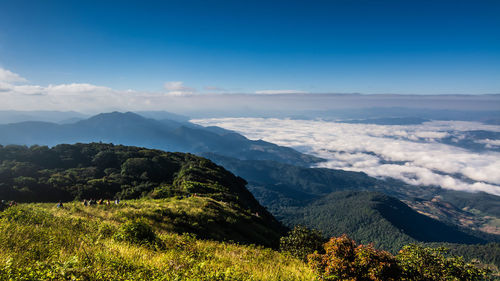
201, 153, 441, 203
403, 196, 500, 235
2, 111, 499, 266
0, 143, 286, 247
440, 130, 500, 152
203, 153, 500, 215
135, 110, 191, 122
202, 154, 500, 251
0, 111, 321, 166
339, 117, 430, 125
0, 110, 88, 124
289, 191, 487, 251
289, 191, 500, 268
299, 107, 500, 123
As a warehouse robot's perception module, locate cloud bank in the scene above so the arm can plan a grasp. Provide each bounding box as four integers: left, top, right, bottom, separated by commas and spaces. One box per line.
192, 118, 500, 196
255, 89, 308, 94
0, 68, 27, 83
1, 67, 500, 115
0, 68, 197, 112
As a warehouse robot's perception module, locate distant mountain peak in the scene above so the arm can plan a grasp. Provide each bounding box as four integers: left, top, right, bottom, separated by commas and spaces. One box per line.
0, 111, 320, 166
91, 111, 143, 119
79, 111, 149, 124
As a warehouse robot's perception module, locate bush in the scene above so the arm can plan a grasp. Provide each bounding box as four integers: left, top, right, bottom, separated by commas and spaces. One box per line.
397, 244, 491, 281
97, 223, 117, 238
0, 205, 52, 225
308, 235, 492, 281
114, 219, 159, 247
280, 225, 324, 261
308, 234, 400, 281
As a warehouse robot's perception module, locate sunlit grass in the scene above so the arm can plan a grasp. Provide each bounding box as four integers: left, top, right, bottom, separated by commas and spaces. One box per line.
0, 200, 315, 280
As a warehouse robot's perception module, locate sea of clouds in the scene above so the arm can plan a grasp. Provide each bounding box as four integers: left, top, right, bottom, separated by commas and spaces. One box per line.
192, 118, 500, 196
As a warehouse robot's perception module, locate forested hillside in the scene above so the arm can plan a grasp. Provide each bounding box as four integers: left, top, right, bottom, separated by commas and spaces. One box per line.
203, 153, 500, 217
0, 143, 285, 247
204, 153, 500, 266
287, 191, 486, 251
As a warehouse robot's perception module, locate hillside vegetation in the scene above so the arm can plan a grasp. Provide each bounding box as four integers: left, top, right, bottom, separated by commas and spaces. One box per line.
204, 155, 500, 267
0, 143, 497, 280
288, 191, 486, 250
0, 202, 494, 281
0, 202, 314, 281
0, 143, 285, 247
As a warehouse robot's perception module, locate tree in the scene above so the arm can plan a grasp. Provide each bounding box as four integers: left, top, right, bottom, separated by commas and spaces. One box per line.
308, 236, 492, 281
280, 225, 324, 261
92, 151, 120, 171
308, 234, 401, 281
397, 244, 491, 281
120, 158, 151, 178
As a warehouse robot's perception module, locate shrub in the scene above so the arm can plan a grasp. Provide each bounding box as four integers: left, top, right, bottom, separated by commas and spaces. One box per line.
114, 219, 158, 246
0, 205, 52, 225
397, 244, 491, 281
308, 234, 400, 281
97, 223, 116, 238
308, 235, 492, 281
280, 225, 324, 261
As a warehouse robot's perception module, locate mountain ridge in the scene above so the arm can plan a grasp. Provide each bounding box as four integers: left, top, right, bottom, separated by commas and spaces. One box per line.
202, 153, 500, 252
0, 111, 321, 166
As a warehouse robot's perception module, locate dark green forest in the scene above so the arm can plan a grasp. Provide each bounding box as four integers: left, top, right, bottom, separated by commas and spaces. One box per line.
0, 143, 250, 203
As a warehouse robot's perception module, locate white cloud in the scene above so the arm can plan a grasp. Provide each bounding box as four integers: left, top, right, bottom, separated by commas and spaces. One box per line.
1, 67, 500, 114
0, 82, 14, 92
255, 89, 308, 94
0, 68, 27, 83
164, 91, 195, 97
163, 81, 195, 96
191, 118, 500, 196
164, 81, 193, 91
0, 68, 200, 112
476, 139, 500, 148
0, 82, 44, 95
46, 83, 113, 95
204, 86, 226, 91
12, 85, 45, 95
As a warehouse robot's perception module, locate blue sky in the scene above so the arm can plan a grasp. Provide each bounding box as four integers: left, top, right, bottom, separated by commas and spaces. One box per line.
0, 0, 499, 94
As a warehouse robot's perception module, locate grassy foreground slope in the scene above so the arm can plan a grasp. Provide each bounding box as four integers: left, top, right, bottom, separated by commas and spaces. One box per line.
0, 143, 285, 247
0, 201, 314, 281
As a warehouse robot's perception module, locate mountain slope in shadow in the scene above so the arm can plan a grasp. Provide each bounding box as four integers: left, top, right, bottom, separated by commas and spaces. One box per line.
202, 154, 500, 252
288, 191, 486, 252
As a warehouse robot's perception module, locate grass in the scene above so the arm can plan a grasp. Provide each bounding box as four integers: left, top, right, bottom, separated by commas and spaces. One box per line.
0, 199, 315, 281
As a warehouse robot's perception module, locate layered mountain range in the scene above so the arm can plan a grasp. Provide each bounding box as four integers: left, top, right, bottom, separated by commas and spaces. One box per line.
1, 111, 499, 264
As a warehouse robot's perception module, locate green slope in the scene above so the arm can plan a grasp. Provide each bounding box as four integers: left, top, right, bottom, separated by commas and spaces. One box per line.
0, 143, 286, 247
203, 154, 500, 243
281, 191, 485, 252
0, 201, 314, 281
